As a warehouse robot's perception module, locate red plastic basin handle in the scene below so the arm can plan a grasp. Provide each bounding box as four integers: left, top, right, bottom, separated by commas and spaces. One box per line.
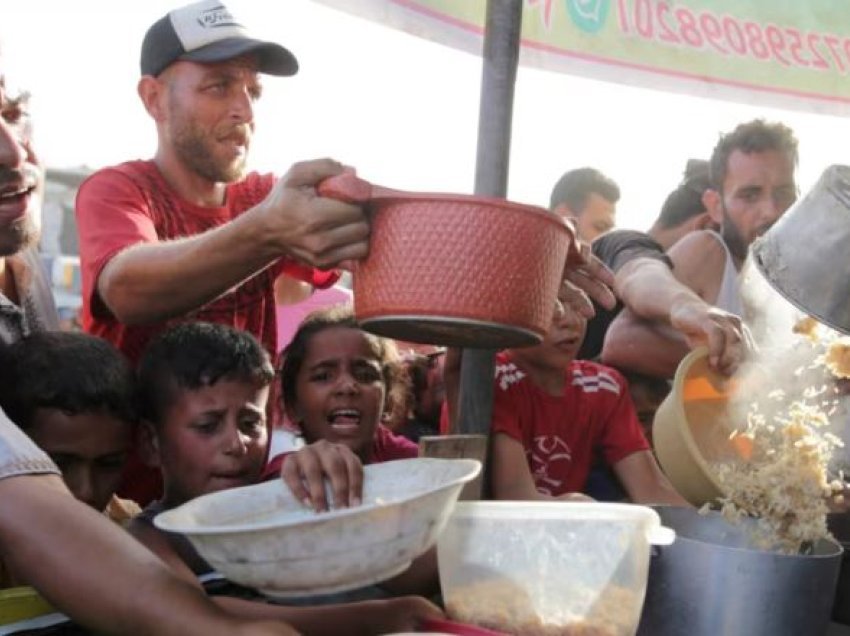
317, 170, 374, 204
418, 618, 508, 635
317, 170, 584, 268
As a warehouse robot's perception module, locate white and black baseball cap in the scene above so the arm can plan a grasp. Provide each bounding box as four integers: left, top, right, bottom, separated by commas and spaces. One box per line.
140, 0, 298, 77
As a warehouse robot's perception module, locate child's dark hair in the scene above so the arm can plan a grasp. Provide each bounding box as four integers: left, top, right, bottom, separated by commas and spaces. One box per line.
0, 331, 137, 429
280, 304, 408, 425
137, 322, 275, 425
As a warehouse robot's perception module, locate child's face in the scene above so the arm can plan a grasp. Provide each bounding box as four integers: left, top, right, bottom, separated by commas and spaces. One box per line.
513, 309, 588, 370
27, 408, 131, 512
290, 327, 386, 460
154, 378, 269, 505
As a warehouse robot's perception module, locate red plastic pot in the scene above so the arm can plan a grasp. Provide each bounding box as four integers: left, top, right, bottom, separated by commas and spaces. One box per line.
318, 171, 577, 348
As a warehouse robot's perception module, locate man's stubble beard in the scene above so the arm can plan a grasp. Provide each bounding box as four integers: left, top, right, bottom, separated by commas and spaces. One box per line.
171, 114, 248, 184
0, 215, 38, 257
720, 203, 751, 265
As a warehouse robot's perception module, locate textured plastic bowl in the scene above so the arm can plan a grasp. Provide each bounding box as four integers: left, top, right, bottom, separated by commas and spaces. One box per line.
319, 172, 575, 349
155, 457, 481, 598
437, 501, 674, 636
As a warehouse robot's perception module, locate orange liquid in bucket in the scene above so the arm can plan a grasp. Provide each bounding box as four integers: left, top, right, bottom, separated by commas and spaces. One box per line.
729, 434, 754, 461
683, 376, 738, 401
682, 362, 749, 462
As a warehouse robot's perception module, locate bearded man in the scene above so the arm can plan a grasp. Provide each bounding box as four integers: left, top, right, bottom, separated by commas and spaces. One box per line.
0, 78, 59, 343
601, 119, 798, 379
75, 0, 371, 503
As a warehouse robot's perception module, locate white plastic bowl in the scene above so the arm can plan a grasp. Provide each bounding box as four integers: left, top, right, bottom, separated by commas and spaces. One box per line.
437, 502, 675, 636
154, 457, 481, 598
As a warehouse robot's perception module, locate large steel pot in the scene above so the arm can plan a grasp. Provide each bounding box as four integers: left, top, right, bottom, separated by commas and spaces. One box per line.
830, 513, 850, 624
752, 165, 850, 336
638, 506, 842, 636
318, 171, 577, 349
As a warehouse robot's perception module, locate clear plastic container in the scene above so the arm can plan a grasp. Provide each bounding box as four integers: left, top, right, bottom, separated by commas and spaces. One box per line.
437, 502, 675, 636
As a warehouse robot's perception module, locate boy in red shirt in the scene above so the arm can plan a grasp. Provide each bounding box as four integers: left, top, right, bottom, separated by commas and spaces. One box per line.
442, 309, 688, 505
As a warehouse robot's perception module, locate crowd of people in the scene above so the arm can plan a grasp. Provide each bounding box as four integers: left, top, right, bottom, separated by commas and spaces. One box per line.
0, 0, 809, 634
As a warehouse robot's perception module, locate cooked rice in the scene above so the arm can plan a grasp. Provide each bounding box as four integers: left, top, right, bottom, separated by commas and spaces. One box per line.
708, 401, 842, 554
824, 338, 850, 379
446, 578, 638, 636
793, 316, 820, 342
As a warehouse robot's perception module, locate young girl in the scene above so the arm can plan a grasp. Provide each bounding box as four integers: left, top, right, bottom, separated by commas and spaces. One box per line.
271, 305, 438, 596
266, 304, 418, 504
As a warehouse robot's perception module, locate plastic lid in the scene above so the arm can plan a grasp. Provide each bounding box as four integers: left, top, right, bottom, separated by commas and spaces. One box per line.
448, 501, 675, 545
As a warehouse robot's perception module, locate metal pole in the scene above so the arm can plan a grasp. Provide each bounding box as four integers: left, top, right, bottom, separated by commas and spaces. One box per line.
457, 0, 523, 435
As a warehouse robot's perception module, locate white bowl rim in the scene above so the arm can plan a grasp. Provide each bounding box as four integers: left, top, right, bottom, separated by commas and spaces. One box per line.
154, 457, 481, 535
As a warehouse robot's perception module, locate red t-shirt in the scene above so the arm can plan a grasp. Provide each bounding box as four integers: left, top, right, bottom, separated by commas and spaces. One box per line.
76, 160, 338, 365
75, 160, 338, 504
371, 424, 420, 462
440, 354, 649, 497
262, 425, 419, 479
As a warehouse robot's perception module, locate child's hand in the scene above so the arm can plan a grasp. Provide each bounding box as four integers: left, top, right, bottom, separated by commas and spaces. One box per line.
556, 491, 595, 502
364, 596, 444, 633
280, 440, 364, 512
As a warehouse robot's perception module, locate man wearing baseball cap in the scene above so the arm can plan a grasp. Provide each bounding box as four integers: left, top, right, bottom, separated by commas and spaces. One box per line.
75, 0, 370, 504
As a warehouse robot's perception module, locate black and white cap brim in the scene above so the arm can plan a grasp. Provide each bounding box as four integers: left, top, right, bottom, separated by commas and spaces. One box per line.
179, 37, 298, 76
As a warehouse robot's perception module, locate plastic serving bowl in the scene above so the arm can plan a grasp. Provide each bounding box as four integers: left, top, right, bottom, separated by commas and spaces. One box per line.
317, 171, 578, 349
154, 457, 481, 598
436, 501, 675, 636
652, 347, 750, 506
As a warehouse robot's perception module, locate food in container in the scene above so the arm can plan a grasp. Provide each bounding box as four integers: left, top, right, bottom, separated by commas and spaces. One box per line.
445, 578, 638, 636
655, 346, 846, 553
706, 399, 843, 554
437, 502, 674, 636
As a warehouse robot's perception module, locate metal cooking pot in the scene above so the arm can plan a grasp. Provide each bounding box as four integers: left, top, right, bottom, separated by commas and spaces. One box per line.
318, 171, 578, 349
637, 506, 842, 636
830, 513, 850, 625
752, 165, 850, 335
